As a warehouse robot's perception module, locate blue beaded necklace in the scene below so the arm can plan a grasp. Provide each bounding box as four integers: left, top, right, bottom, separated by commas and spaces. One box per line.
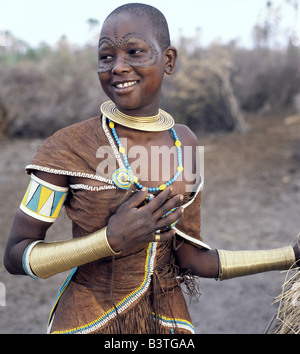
108, 120, 183, 192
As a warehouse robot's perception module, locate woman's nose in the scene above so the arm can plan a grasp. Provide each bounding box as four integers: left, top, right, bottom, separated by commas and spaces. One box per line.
112, 53, 131, 74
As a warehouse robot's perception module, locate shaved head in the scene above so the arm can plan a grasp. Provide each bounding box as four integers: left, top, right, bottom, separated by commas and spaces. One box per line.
105, 3, 171, 51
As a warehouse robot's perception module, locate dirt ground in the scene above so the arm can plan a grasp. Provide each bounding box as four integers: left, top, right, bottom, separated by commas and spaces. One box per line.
0, 111, 299, 334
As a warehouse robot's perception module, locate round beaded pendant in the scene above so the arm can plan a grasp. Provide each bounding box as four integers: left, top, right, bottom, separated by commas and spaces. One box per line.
112, 168, 135, 190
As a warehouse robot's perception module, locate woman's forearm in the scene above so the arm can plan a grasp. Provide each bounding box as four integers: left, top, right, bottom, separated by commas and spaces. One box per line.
175, 241, 297, 280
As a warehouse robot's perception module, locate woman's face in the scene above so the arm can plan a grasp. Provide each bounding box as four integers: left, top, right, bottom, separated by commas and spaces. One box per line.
98, 13, 166, 116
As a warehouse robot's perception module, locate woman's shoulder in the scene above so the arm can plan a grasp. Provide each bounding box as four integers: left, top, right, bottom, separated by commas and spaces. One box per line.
51, 115, 101, 139
174, 124, 198, 147
26, 115, 104, 175
36, 115, 103, 153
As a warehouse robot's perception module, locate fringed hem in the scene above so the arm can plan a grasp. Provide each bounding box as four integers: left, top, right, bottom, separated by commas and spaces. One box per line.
91, 294, 194, 334
166, 241, 202, 305
95, 293, 157, 334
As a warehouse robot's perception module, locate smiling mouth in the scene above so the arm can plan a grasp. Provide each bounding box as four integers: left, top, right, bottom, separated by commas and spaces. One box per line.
114, 81, 138, 89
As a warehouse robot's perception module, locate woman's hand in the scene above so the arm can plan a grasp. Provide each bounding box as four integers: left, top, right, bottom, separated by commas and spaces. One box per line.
107, 187, 184, 252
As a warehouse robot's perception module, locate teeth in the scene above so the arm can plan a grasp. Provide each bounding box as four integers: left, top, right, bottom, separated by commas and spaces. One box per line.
116, 81, 137, 89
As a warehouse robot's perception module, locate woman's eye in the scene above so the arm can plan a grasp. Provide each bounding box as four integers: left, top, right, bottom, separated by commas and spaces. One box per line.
129, 49, 143, 56
100, 54, 113, 61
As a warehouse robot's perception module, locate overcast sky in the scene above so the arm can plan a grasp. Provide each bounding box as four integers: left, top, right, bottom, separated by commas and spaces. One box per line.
1, 0, 299, 48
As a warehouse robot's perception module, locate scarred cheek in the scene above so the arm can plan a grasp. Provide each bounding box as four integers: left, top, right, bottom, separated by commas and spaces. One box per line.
97, 55, 159, 73
98, 62, 114, 74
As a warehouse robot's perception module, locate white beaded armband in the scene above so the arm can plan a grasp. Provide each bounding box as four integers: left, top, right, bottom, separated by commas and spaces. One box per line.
22, 240, 43, 279
20, 174, 69, 223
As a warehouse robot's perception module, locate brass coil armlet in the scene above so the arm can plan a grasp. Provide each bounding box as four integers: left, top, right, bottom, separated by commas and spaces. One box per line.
217, 246, 296, 281
22, 227, 120, 279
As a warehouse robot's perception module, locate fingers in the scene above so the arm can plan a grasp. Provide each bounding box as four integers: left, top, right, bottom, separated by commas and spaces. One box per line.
152, 229, 175, 243
114, 186, 184, 247
146, 186, 184, 215
140, 186, 184, 229
120, 186, 183, 219
152, 193, 183, 221
145, 186, 174, 213
156, 206, 183, 230
119, 187, 148, 210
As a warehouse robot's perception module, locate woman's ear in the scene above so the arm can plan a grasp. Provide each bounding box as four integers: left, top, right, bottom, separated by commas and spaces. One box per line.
164, 46, 178, 75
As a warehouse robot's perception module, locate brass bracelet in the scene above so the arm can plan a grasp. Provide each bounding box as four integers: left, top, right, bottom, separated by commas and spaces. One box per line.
217, 246, 296, 281
25, 227, 120, 279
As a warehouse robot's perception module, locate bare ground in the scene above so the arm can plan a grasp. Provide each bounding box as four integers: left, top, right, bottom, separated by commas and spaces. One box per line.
0, 111, 300, 334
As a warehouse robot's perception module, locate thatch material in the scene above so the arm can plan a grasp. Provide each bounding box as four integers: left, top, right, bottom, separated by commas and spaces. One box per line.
267, 267, 300, 334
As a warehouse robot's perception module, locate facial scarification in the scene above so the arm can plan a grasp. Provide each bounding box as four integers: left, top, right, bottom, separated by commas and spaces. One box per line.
98, 28, 159, 73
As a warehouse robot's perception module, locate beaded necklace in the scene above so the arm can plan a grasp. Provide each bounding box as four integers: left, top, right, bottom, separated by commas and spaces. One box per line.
108, 120, 184, 192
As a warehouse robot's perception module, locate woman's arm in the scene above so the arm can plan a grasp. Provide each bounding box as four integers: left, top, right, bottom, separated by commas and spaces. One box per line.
4, 171, 69, 275
174, 242, 219, 278
4, 171, 184, 278
4, 210, 53, 275
174, 237, 300, 280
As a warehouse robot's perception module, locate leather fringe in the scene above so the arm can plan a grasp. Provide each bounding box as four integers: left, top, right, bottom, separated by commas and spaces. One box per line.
97, 290, 166, 334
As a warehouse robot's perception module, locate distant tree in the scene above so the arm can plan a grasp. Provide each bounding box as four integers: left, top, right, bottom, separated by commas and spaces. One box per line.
252, 0, 300, 49
87, 18, 100, 32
